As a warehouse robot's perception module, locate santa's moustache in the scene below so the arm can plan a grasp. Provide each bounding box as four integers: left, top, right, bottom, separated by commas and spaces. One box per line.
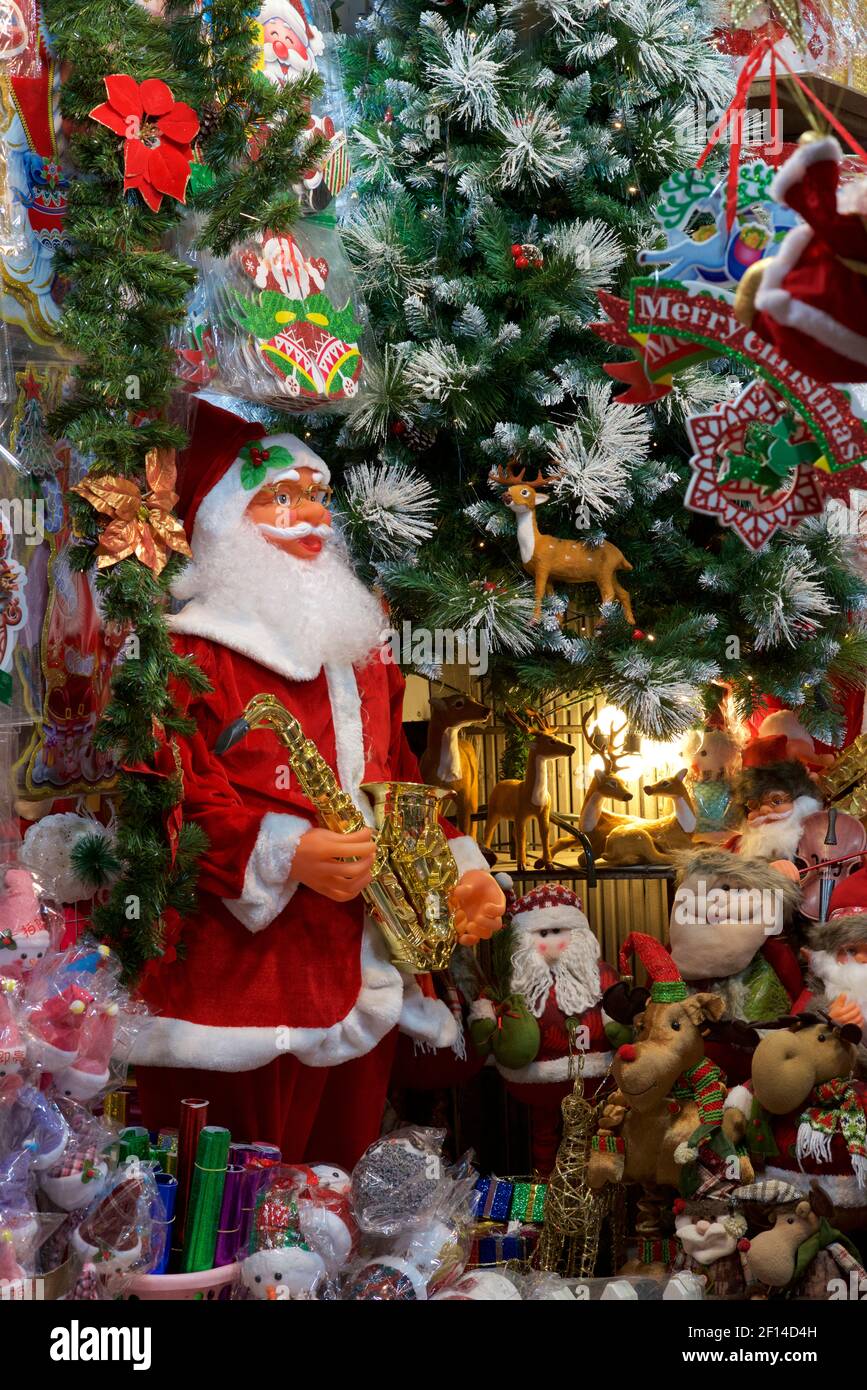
171, 516, 387, 675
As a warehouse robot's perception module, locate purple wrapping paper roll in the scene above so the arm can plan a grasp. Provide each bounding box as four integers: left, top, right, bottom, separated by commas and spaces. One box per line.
213, 1165, 245, 1267
237, 1164, 275, 1256
250, 1142, 281, 1161
228, 1144, 260, 1167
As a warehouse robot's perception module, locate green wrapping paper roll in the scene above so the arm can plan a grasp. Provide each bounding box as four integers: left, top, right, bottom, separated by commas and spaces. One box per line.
181, 1126, 231, 1273
118, 1126, 151, 1162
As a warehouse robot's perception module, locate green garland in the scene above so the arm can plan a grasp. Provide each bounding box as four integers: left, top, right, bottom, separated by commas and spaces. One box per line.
46, 0, 318, 981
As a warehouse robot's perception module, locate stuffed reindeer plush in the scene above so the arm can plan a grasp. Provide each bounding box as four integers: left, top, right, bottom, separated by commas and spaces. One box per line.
737, 1179, 864, 1296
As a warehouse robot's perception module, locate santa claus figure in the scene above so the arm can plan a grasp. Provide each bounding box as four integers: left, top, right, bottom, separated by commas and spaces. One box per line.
131, 401, 504, 1167
493, 884, 617, 1176
735, 135, 867, 385
256, 0, 325, 87
725, 738, 822, 861
797, 865, 867, 1064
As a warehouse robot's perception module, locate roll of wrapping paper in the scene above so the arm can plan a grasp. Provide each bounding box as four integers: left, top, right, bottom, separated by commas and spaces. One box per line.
181, 1126, 230, 1273
102, 1088, 130, 1127
174, 1098, 208, 1252
149, 1146, 178, 1177
118, 1126, 151, 1162
157, 1127, 179, 1155
213, 1164, 245, 1267
153, 1173, 178, 1274
251, 1142, 281, 1160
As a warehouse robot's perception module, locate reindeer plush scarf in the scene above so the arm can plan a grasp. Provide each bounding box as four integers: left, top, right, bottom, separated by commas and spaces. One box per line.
797, 1079, 867, 1187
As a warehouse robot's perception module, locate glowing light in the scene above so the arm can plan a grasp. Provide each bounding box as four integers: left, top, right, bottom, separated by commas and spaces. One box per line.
594, 704, 627, 737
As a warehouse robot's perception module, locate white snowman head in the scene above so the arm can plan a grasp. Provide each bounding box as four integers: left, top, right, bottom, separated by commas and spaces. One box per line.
241, 1242, 326, 1300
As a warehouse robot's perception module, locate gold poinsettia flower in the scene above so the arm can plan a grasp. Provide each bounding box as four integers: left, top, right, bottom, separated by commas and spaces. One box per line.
72, 448, 192, 576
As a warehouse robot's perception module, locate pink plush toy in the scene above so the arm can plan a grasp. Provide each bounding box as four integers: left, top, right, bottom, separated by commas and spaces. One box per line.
26, 983, 94, 1072
0, 867, 62, 983
0, 983, 25, 1103
54, 1002, 118, 1102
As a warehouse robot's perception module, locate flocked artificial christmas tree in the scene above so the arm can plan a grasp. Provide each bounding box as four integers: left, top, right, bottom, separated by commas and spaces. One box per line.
323, 0, 867, 744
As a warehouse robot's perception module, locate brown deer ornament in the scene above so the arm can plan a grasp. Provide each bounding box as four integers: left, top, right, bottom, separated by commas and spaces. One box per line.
489, 462, 634, 624
483, 708, 574, 870
419, 692, 490, 835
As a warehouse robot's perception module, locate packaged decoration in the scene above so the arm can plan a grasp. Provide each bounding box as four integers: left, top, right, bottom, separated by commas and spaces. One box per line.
69, 1167, 166, 1286
20, 936, 120, 1075
38, 1102, 112, 1211
350, 1126, 450, 1238
202, 222, 369, 411
0, 864, 64, 983
239, 1164, 352, 1299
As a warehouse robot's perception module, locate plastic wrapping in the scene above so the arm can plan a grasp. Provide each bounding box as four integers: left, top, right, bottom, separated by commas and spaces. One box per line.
0, 863, 64, 983
38, 1102, 112, 1211
69, 1165, 166, 1287
430, 1269, 523, 1301
202, 222, 369, 412
350, 1127, 451, 1238
0, 0, 41, 78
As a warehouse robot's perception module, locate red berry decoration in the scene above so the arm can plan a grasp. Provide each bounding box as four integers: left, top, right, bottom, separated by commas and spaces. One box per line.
515, 255, 529, 269
383, 107, 394, 124
632, 628, 646, 640
737, 1238, 751, 1253
510, 243, 522, 257
390, 419, 407, 437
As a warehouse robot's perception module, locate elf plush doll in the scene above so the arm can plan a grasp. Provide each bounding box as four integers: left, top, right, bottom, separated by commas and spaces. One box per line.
735, 134, 867, 383
130, 400, 505, 1168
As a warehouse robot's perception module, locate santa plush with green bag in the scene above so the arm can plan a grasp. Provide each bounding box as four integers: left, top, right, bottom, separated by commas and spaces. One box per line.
469, 883, 617, 1175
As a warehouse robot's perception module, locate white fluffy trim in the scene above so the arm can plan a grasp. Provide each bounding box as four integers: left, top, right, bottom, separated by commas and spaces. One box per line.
223, 811, 311, 932
512, 904, 590, 934
755, 221, 867, 371
770, 136, 841, 203
763, 1165, 867, 1209
724, 1084, 752, 1113
498, 1049, 612, 1084
127, 919, 405, 1070
450, 835, 489, 876
398, 977, 459, 1050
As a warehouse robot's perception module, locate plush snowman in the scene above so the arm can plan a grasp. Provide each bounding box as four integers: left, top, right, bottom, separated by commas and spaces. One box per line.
241, 1239, 327, 1300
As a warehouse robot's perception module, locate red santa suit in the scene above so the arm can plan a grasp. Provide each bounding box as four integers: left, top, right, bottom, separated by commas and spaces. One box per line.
132, 403, 487, 1167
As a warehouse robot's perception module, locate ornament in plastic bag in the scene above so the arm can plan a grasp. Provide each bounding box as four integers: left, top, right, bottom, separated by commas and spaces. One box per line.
0, 978, 25, 1100
0, 1225, 25, 1297
250, 0, 351, 213
241, 1167, 331, 1299
350, 1126, 448, 1238
383, 1153, 477, 1293
342, 1257, 429, 1301
204, 223, 368, 411
1, 1082, 68, 1170
0, 864, 64, 983
38, 1103, 111, 1211
23, 937, 119, 1072
431, 1269, 523, 1301
70, 1167, 165, 1281
20, 813, 116, 905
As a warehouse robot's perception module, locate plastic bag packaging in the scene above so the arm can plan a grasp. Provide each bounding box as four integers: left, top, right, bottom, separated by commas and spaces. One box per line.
0, 1081, 68, 1170
430, 1268, 524, 1301
248, 0, 352, 215
341, 1256, 430, 1301
69, 1165, 166, 1290
0, 0, 42, 78
201, 220, 371, 412
22, 937, 120, 1073
38, 1101, 111, 1211
237, 1164, 350, 1300
383, 1157, 477, 1295
350, 1126, 451, 1238
0, 863, 64, 985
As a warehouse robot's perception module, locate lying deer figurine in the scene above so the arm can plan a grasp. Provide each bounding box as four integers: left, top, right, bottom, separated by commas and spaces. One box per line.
419, 691, 490, 835
483, 708, 575, 870
600, 769, 697, 866
489, 461, 634, 624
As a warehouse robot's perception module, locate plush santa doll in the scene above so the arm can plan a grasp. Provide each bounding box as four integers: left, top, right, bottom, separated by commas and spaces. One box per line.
725, 738, 823, 861
491, 884, 617, 1175
796, 866, 867, 1064
735, 135, 867, 384
131, 401, 504, 1168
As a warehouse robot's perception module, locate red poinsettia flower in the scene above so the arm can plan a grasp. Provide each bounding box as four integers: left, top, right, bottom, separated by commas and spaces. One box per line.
90, 74, 200, 213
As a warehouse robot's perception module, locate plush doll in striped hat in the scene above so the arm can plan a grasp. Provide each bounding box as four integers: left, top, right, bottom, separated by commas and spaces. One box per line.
476, 883, 618, 1176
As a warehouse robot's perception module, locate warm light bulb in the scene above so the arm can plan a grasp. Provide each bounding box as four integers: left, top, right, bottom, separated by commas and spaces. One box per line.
594, 704, 627, 737
586, 753, 605, 776
640, 736, 681, 773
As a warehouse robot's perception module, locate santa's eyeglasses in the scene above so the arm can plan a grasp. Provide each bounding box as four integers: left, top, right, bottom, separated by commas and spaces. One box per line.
265, 481, 333, 508
744, 791, 793, 811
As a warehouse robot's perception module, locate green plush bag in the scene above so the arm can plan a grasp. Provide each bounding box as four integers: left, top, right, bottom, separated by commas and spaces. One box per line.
470, 995, 541, 1070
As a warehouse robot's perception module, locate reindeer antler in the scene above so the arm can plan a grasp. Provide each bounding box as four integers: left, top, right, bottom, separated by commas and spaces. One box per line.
488, 456, 551, 490
503, 707, 532, 734
580, 707, 627, 773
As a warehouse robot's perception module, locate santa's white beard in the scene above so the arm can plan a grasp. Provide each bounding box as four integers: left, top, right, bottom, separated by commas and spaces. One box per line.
809, 950, 867, 1017
737, 796, 822, 861
511, 929, 602, 1019
170, 519, 386, 680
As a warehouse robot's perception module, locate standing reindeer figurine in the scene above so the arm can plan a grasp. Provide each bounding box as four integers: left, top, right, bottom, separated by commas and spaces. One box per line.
489, 462, 634, 624
419, 691, 490, 835
483, 708, 575, 870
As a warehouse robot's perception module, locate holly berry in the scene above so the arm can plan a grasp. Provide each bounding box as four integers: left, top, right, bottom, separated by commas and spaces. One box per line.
383, 107, 394, 124
515, 254, 529, 269
390, 419, 407, 437
510, 243, 522, 256
632, 629, 646, 640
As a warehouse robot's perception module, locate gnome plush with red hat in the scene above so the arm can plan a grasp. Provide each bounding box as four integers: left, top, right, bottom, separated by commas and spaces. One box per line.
130, 400, 504, 1168
735, 135, 867, 384
477, 883, 617, 1176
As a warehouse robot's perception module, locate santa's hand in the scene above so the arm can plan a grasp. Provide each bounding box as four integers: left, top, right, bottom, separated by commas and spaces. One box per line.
291, 827, 376, 903
449, 869, 506, 946
829, 993, 865, 1030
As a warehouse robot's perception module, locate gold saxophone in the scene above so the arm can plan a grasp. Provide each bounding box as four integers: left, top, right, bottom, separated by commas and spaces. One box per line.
215, 693, 459, 973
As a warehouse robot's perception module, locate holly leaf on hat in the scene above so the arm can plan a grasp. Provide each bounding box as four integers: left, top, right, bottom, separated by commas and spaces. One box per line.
239, 441, 296, 491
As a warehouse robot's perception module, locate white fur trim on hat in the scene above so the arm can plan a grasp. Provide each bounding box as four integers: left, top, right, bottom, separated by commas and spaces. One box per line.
723, 1084, 753, 1114
755, 224, 867, 371
512, 904, 590, 934
222, 811, 312, 932
770, 135, 841, 204
257, 0, 314, 41
188, 431, 331, 553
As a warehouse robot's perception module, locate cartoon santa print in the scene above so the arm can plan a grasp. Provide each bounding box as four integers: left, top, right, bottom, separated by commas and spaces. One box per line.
255, 0, 325, 87
131, 401, 505, 1168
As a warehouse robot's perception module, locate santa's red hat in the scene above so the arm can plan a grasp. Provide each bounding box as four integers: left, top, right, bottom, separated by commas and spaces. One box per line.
741, 735, 789, 769
176, 400, 332, 551
511, 883, 589, 934
829, 862, 867, 919
619, 931, 687, 1003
